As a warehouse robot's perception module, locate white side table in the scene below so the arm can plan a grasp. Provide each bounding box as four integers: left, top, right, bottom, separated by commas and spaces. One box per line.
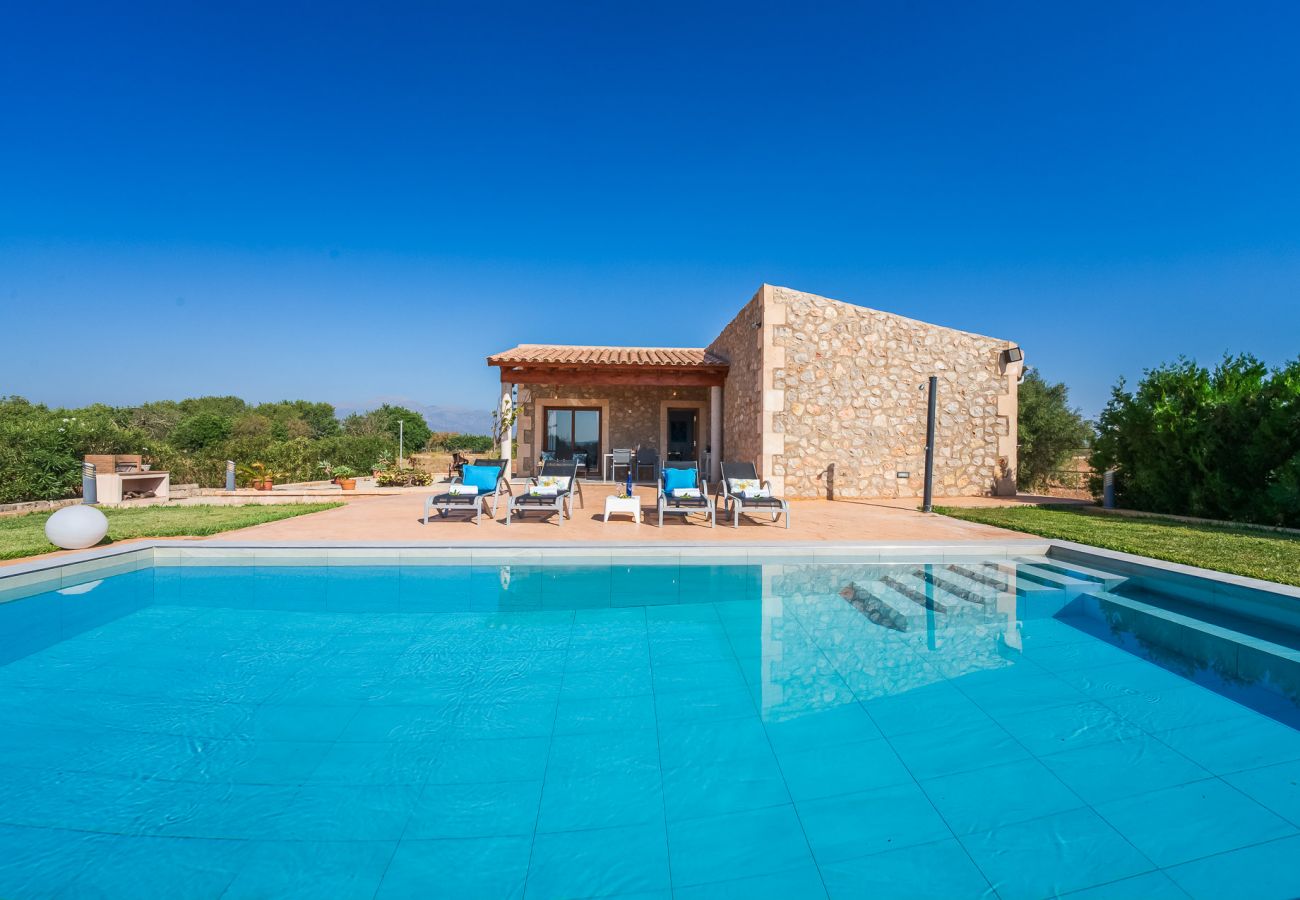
603, 494, 642, 525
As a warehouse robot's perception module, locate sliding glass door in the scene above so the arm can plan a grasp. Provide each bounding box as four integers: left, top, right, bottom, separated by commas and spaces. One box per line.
544, 408, 601, 466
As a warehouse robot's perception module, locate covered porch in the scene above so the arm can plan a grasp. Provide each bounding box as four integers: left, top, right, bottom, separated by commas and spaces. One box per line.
488, 345, 728, 482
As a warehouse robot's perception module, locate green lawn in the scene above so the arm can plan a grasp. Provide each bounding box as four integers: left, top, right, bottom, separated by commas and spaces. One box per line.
0, 503, 342, 561
935, 504, 1300, 588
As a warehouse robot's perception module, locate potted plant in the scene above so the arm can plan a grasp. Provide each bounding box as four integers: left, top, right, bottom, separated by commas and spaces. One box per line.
332, 465, 358, 491
241, 462, 275, 491
317, 460, 336, 484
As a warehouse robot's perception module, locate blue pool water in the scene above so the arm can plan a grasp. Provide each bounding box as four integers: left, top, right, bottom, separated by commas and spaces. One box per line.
2, 555, 1300, 898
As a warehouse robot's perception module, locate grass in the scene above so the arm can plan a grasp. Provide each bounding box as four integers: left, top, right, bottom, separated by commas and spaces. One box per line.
934, 504, 1300, 588
0, 503, 343, 561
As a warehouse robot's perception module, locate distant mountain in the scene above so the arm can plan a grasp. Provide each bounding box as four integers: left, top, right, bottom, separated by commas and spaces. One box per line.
417, 404, 494, 435
335, 398, 493, 435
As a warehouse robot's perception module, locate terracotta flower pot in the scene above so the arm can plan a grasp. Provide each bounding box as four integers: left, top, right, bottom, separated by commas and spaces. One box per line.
338, 478, 357, 491
254, 479, 273, 491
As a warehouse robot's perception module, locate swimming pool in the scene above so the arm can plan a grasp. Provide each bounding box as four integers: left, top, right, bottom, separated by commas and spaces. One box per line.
1, 547, 1299, 898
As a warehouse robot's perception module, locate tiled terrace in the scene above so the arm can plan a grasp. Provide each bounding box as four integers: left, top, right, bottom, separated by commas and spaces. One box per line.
212, 485, 1036, 545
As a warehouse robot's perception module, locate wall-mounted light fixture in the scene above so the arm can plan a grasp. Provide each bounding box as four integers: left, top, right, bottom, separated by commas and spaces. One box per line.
1002, 346, 1024, 364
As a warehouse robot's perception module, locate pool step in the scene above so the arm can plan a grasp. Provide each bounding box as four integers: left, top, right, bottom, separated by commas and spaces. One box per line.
949, 563, 1054, 596
1069, 590, 1300, 704
920, 567, 1008, 607
1012, 557, 1128, 590
881, 573, 983, 617
839, 582, 934, 632
996, 561, 1104, 595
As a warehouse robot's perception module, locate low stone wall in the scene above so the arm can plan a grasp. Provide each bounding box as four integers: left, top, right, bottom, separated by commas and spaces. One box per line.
0, 498, 82, 518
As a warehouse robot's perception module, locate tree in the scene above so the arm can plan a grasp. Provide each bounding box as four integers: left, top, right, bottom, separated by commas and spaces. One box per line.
1017, 370, 1092, 491
342, 404, 432, 455
177, 396, 248, 419
254, 400, 339, 438
170, 412, 233, 451
429, 432, 495, 453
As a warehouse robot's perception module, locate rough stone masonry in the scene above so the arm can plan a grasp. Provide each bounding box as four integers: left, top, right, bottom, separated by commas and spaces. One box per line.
710, 285, 1021, 500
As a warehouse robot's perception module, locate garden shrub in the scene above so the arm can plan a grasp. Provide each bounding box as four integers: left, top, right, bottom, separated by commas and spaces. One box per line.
0, 395, 484, 503
429, 432, 494, 453
1091, 355, 1300, 527
375, 470, 433, 487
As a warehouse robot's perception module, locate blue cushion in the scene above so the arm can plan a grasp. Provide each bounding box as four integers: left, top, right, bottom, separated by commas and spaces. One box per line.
462, 465, 501, 492
663, 467, 697, 492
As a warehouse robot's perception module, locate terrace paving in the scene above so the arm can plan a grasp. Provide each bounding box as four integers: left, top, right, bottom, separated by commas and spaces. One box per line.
212, 484, 1038, 544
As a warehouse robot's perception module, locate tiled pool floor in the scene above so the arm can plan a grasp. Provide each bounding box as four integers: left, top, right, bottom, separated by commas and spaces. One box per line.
0, 561, 1299, 898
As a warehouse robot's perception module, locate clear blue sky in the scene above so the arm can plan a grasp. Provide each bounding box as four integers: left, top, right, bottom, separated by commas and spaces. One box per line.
3, 1, 1298, 420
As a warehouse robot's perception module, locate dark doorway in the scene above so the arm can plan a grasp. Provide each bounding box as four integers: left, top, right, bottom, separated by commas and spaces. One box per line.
666, 408, 698, 462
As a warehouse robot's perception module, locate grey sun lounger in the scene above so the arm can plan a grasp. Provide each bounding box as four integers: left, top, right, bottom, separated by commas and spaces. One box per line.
507, 459, 579, 526
717, 460, 790, 529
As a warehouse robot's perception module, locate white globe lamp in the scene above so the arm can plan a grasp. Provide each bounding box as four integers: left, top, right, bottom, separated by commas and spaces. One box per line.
45, 505, 109, 550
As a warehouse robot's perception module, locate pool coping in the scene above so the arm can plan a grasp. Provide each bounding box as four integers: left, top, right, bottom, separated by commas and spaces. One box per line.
0, 537, 1049, 579
1, 537, 1297, 604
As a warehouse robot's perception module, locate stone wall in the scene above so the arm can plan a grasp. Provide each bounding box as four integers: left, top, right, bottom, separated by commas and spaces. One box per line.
706, 287, 765, 475
515, 384, 708, 476
766, 286, 1019, 499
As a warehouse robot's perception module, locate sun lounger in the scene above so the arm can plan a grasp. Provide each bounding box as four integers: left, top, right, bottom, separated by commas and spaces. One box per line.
717, 461, 789, 529
507, 460, 579, 525
657, 461, 715, 528
422, 458, 510, 525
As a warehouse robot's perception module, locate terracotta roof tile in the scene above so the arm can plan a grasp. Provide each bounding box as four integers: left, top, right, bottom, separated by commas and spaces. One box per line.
488, 344, 728, 368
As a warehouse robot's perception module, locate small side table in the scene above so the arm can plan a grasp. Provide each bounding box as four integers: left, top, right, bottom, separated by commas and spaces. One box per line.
603, 493, 642, 525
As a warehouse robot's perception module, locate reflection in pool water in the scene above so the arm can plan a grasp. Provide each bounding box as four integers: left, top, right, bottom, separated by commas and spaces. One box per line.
0, 556, 1298, 898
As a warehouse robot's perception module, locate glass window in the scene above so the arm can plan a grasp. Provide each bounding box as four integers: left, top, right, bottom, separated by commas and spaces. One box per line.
544, 408, 600, 464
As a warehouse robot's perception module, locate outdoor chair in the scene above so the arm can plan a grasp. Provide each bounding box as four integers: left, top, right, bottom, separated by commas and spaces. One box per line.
572, 452, 590, 478
717, 461, 790, 529
657, 460, 715, 528
634, 446, 659, 482
508, 459, 579, 525
447, 451, 469, 480
608, 448, 633, 483
423, 458, 510, 525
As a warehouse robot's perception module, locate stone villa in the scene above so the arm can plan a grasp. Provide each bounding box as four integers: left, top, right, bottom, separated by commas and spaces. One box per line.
488, 284, 1023, 499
